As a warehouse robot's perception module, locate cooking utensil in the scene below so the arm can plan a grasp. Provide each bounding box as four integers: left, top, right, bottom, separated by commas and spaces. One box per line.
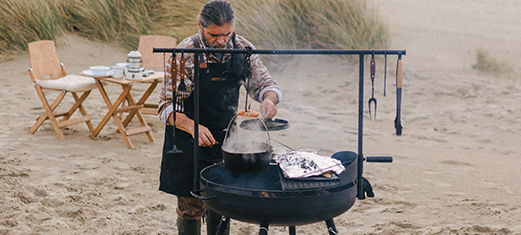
221, 114, 273, 173
192, 151, 357, 226
368, 52, 377, 119
221, 142, 272, 173
239, 118, 289, 131
384, 51, 387, 97
238, 47, 258, 118
176, 52, 190, 100
394, 53, 403, 136
166, 52, 183, 156
237, 107, 259, 118
269, 138, 295, 151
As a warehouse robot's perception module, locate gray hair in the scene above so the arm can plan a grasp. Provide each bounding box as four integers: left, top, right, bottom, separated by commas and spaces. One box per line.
199, 0, 235, 28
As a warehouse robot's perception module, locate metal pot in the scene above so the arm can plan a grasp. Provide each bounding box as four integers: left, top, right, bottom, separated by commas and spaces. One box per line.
221, 142, 272, 173
193, 151, 358, 226
221, 116, 273, 173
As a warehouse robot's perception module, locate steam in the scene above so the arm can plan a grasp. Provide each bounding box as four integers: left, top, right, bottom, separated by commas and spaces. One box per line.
222, 117, 271, 153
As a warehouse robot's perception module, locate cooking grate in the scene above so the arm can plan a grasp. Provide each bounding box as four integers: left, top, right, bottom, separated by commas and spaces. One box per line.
279, 171, 340, 190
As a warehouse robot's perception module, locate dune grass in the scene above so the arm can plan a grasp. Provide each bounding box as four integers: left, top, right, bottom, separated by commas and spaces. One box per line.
231, 0, 389, 50
0, 0, 389, 61
0, 0, 63, 55
473, 48, 513, 78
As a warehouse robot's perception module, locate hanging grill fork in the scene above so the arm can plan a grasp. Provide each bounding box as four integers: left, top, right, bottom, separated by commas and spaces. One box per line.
368, 51, 377, 119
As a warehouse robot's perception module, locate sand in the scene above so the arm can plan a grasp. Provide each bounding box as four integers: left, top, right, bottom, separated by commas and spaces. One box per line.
1, 0, 521, 234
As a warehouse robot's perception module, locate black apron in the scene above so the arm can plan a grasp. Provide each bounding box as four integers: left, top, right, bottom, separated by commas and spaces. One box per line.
159, 35, 245, 197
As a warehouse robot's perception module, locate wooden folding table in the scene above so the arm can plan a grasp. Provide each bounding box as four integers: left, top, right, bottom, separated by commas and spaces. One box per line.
90, 72, 163, 147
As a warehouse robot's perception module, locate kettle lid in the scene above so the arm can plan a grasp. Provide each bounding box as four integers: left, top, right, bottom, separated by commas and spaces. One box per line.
127, 50, 142, 58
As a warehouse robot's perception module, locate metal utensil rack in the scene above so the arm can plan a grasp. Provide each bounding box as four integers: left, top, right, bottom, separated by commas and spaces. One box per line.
154, 47, 405, 234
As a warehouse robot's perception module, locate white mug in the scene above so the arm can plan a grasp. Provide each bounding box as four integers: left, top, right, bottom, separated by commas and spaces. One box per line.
116, 63, 129, 75
113, 66, 124, 79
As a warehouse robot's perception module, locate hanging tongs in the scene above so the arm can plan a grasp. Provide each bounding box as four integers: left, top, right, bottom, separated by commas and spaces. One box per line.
167, 52, 183, 156
394, 53, 403, 136
237, 47, 259, 118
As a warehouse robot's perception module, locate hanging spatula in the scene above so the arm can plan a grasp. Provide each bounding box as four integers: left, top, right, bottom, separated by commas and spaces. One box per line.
167, 52, 183, 156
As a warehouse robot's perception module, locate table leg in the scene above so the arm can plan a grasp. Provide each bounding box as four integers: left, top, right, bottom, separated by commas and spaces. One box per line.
91, 78, 156, 147
91, 81, 135, 147
122, 80, 159, 126
120, 87, 155, 143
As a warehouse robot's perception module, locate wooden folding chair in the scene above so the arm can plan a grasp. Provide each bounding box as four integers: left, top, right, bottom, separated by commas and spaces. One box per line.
136, 35, 176, 115
27, 40, 97, 140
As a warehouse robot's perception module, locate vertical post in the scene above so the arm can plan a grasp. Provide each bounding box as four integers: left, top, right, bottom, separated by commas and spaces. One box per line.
193, 53, 200, 191
357, 53, 365, 199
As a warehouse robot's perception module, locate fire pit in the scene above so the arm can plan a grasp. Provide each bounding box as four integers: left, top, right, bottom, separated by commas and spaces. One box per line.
193, 151, 357, 226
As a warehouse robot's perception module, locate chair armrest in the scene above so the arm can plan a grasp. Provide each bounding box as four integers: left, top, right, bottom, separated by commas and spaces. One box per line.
28, 68, 37, 84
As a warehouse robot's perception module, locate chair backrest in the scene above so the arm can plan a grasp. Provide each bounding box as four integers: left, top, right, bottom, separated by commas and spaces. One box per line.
138, 35, 177, 70
28, 40, 65, 81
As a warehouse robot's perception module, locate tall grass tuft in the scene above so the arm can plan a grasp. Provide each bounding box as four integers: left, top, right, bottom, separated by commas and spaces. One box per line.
229, 0, 389, 67
151, 0, 206, 42
473, 48, 513, 78
0, 0, 63, 54
55, 0, 163, 49
230, 0, 389, 50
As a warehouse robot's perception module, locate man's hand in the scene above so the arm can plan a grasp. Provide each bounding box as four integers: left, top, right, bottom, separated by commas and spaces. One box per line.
260, 91, 278, 119
169, 112, 217, 147
196, 125, 217, 147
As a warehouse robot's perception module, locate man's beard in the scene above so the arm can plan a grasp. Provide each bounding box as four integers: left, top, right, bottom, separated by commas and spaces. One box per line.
209, 42, 226, 49
201, 33, 229, 49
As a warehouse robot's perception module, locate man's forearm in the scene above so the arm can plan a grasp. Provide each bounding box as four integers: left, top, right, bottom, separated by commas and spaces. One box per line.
169, 112, 195, 136
263, 91, 278, 104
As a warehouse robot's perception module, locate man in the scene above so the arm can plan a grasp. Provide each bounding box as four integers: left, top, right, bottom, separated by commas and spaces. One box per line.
158, 1, 282, 234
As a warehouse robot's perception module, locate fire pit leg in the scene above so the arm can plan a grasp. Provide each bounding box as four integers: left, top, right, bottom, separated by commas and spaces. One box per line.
326, 219, 339, 235
289, 226, 296, 235
259, 223, 269, 235
214, 216, 229, 235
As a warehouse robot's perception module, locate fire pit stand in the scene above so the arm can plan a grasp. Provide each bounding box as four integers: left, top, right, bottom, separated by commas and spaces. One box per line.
154, 48, 405, 234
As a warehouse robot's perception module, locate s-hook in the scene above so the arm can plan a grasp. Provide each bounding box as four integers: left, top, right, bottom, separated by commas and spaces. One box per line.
368, 51, 377, 119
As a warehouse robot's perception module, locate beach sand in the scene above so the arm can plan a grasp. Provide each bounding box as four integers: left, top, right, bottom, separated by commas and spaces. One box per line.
1, 0, 521, 234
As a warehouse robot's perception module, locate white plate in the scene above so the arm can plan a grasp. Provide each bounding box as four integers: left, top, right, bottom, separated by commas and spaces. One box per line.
82, 69, 113, 78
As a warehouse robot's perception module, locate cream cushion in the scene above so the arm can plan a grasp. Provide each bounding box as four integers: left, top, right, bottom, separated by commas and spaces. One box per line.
36, 75, 98, 92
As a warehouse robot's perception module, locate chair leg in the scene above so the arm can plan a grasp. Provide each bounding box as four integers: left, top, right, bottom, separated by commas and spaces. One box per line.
29, 90, 64, 134
29, 86, 66, 140
70, 91, 94, 132
29, 86, 95, 140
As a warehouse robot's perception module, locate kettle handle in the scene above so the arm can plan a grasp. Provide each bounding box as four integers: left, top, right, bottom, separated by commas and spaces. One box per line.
223, 114, 271, 146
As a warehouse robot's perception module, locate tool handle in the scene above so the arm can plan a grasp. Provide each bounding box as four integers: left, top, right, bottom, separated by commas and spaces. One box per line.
396, 59, 403, 89
180, 53, 186, 81
370, 58, 376, 82
171, 52, 177, 90
366, 156, 393, 163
